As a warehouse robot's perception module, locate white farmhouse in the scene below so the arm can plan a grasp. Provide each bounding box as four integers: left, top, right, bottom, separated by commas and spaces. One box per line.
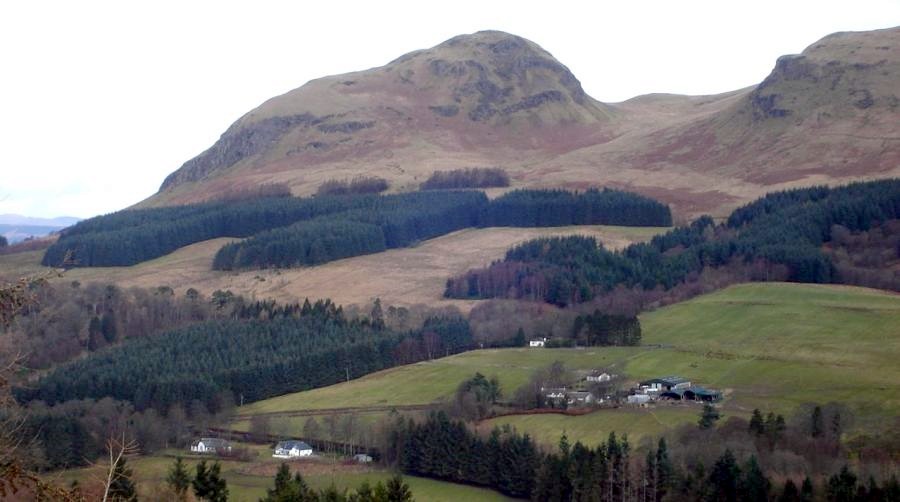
273, 440, 313, 458
529, 337, 547, 348
585, 371, 613, 383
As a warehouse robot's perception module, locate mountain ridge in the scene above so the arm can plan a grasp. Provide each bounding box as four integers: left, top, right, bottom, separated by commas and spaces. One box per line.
148, 27, 900, 217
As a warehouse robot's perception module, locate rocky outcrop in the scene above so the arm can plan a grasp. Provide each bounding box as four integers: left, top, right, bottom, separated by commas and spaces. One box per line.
160, 113, 320, 189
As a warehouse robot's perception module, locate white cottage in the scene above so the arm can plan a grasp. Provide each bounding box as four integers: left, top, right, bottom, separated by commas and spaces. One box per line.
529, 338, 547, 348
353, 453, 374, 464
273, 440, 313, 458
190, 438, 232, 455
585, 371, 613, 383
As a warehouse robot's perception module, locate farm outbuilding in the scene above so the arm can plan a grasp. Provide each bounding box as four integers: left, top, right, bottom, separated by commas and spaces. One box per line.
641, 376, 691, 392
659, 386, 722, 402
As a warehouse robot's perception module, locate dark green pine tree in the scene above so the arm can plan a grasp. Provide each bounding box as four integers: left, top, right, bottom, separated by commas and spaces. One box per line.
778, 479, 800, 502
192, 460, 210, 500
748, 409, 765, 435
738, 456, 769, 502
370, 298, 385, 330
706, 449, 740, 502
513, 327, 526, 347
262, 463, 315, 502
88, 316, 103, 351
826, 466, 858, 502
384, 475, 413, 501
769, 414, 786, 444
193, 461, 228, 501
800, 477, 814, 502
108, 456, 138, 501
101, 312, 118, 343
165, 457, 191, 501
655, 437, 673, 502
698, 404, 721, 430
810, 406, 824, 438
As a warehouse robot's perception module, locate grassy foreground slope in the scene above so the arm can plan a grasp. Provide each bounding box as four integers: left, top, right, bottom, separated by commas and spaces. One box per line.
53, 448, 515, 501
236, 283, 900, 447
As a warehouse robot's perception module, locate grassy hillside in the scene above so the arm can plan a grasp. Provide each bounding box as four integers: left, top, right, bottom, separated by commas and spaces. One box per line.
0, 225, 663, 310
233, 283, 900, 447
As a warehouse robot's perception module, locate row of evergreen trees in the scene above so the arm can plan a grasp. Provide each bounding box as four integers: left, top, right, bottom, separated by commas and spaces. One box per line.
212, 191, 486, 270
446, 180, 900, 305
16, 310, 472, 413
386, 412, 900, 501
481, 188, 672, 228
42, 193, 384, 267
571, 311, 642, 346
420, 167, 510, 189
213, 188, 672, 270
385, 412, 539, 498
44, 187, 671, 269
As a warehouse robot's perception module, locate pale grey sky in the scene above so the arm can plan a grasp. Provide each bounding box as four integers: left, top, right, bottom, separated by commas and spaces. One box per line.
1, 0, 898, 218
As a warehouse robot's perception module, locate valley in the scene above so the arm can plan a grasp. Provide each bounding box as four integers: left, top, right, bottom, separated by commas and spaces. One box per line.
2, 21, 899, 502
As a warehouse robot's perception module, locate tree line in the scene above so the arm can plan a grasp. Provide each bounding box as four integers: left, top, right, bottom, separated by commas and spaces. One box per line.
384, 412, 539, 498
420, 167, 510, 189
16, 308, 472, 414
214, 188, 672, 271
381, 406, 900, 501
42, 193, 384, 267
7, 281, 353, 370
44, 187, 671, 269
571, 311, 641, 346
212, 191, 486, 270
480, 188, 672, 228
317, 176, 390, 196
446, 180, 900, 305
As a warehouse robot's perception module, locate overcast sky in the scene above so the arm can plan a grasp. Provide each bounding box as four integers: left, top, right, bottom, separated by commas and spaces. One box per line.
1, 1, 898, 219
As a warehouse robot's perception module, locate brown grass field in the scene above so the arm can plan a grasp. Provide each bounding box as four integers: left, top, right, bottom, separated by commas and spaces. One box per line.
1, 225, 665, 310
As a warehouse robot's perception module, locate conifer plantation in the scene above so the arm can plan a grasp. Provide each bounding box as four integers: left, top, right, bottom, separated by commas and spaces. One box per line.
447, 180, 900, 305
16, 306, 472, 413
43, 187, 672, 270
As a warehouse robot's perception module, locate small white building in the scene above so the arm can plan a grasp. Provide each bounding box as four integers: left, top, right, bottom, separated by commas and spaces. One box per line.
529, 338, 547, 348
273, 440, 313, 458
566, 391, 597, 407
541, 386, 567, 400
585, 371, 613, 383
190, 438, 232, 455
353, 453, 374, 464
641, 376, 691, 392
627, 394, 651, 406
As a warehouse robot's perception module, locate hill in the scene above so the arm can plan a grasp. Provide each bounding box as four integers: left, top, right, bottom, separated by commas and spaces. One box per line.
0, 215, 79, 244
146, 28, 900, 218
230, 282, 900, 447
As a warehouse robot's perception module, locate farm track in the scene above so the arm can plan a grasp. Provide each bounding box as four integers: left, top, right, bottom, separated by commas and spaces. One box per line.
232, 403, 438, 419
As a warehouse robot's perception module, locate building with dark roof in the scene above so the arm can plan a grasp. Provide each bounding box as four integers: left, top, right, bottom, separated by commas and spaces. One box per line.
659, 386, 723, 402
640, 376, 691, 392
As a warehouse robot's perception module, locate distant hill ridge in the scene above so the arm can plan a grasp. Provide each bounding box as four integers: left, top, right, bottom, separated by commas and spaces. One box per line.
148, 27, 900, 217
